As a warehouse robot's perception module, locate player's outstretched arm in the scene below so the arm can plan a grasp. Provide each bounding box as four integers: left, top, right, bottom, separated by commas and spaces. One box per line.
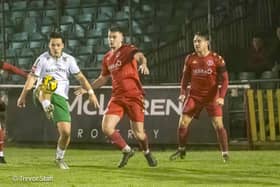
17, 73, 37, 108
74, 74, 110, 96
1, 61, 28, 78
74, 72, 100, 108
134, 52, 149, 75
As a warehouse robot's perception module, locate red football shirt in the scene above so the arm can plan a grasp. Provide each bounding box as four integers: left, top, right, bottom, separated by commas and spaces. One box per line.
180, 52, 227, 102
101, 44, 144, 97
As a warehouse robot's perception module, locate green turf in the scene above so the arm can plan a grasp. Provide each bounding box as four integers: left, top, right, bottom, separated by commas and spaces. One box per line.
0, 147, 280, 187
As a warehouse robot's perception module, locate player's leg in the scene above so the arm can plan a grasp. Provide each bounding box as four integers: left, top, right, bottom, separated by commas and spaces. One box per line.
102, 99, 134, 168
102, 114, 134, 168
52, 94, 71, 169
37, 90, 54, 119
55, 121, 71, 169
170, 97, 201, 160
169, 114, 193, 160
130, 121, 157, 167
125, 96, 157, 166
211, 116, 229, 162
131, 121, 157, 167
35, 75, 57, 120
207, 103, 229, 162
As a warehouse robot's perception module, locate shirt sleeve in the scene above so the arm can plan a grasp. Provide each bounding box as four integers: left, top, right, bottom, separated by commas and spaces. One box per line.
180, 55, 191, 95
101, 57, 110, 76
31, 57, 43, 77
69, 57, 80, 74
216, 55, 229, 98
126, 45, 140, 63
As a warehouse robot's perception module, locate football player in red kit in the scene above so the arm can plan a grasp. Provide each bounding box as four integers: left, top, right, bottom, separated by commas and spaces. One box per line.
75, 25, 157, 168
0, 60, 28, 163
169, 32, 229, 162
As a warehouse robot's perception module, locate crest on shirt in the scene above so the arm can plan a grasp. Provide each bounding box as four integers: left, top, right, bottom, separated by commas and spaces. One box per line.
207, 60, 214, 66
63, 57, 67, 62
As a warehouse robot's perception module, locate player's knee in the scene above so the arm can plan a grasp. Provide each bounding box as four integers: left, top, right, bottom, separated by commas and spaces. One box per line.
212, 118, 224, 129
61, 130, 70, 137
179, 115, 191, 127
58, 126, 71, 138
102, 125, 114, 136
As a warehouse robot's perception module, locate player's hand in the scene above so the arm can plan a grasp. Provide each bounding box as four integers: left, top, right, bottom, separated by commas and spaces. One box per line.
74, 87, 87, 96
178, 95, 186, 103
88, 93, 100, 109
17, 96, 26, 108
138, 63, 150, 75
216, 97, 224, 106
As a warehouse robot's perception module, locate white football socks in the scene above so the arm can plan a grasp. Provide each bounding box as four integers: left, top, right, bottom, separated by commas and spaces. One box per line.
122, 145, 131, 153
56, 146, 66, 160
41, 100, 51, 109
222, 151, 229, 156
144, 149, 150, 155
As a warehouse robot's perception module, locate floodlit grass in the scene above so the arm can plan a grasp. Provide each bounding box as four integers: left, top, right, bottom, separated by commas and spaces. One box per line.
1, 147, 280, 187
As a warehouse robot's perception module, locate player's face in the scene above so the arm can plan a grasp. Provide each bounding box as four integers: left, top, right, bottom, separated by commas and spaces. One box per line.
193, 35, 209, 53
108, 31, 123, 50
49, 38, 64, 58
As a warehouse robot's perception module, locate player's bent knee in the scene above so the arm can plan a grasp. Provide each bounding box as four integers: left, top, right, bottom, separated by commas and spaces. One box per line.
212, 117, 224, 128
179, 115, 191, 127
102, 126, 114, 136
60, 131, 71, 139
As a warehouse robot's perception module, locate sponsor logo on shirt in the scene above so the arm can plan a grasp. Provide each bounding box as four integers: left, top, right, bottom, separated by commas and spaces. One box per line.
193, 68, 213, 75
46, 67, 67, 73
107, 60, 122, 72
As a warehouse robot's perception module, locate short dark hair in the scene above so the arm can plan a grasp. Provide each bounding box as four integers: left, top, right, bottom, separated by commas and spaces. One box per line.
49, 32, 65, 44
108, 24, 125, 35
194, 32, 209, 40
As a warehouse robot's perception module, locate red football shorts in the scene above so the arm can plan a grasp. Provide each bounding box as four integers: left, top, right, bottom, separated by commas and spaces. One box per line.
182, 96, 223, 118
105, 95, 145, 122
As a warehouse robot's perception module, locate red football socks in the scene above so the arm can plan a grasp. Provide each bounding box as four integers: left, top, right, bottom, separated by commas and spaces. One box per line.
215, 127, 229, 152
109, 131, 127, 150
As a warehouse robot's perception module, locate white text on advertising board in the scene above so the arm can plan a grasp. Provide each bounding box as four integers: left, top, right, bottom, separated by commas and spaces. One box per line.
70, 94, 182, 116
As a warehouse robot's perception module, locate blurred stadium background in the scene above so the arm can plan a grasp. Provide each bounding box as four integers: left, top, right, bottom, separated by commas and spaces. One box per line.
1, 0, 280, 186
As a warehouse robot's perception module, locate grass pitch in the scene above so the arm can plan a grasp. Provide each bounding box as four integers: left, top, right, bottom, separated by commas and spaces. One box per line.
1, 147, 280, 187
